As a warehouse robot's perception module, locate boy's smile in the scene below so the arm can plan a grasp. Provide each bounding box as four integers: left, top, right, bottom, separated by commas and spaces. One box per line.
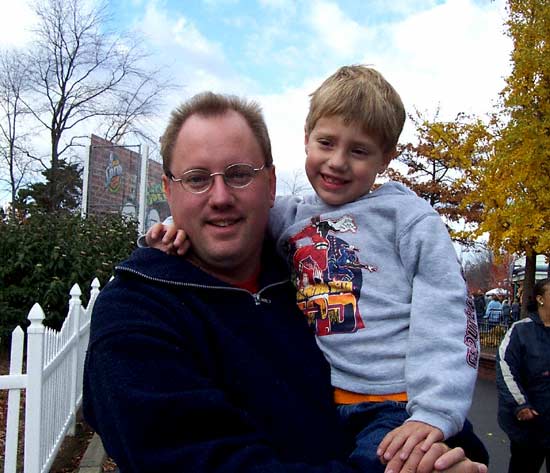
304, 116, 394, 206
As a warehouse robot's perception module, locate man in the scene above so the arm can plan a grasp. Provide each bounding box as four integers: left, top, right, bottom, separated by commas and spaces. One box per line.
83, 92, 485, 473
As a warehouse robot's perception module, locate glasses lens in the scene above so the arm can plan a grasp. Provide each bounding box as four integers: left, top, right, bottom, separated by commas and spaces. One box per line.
225, 164, 255, 188
182, 170, 211, 192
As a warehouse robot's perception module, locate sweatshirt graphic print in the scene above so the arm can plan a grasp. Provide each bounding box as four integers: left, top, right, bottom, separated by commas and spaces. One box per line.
288, 215, 377, 336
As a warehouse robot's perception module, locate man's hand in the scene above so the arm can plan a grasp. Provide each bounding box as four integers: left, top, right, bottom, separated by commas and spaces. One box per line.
384, 443, 487, 473
145, 223, 190, 256
378, 421, 444, 465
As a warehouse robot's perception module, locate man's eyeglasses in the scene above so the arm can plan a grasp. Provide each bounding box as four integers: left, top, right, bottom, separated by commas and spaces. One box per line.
168, 163, 266, 194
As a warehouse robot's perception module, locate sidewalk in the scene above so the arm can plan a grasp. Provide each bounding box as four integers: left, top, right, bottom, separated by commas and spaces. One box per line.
469, 374, 546, 473
469, 375, 510, 472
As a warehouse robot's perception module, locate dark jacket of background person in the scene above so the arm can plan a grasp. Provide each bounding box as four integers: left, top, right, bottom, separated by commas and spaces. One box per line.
496, 312, 550, 448
473, 294, 486, 320
511, 300, 521, 322
83, 246, 356, 473
501, 300, 511, 323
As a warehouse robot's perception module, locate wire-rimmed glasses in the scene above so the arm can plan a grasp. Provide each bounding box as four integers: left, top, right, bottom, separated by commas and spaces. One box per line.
168, 163, 266, 194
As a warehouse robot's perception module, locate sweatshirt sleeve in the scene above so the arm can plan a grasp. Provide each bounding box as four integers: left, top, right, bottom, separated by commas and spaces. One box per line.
83, 282, 354, 473
398, 213, 478, 439
268, 195, 303, 241
496, 325, 531, 414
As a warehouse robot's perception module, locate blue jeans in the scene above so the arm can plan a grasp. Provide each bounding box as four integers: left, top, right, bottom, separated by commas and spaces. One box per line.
337, 402, 489, 472
337, 401, 409, 472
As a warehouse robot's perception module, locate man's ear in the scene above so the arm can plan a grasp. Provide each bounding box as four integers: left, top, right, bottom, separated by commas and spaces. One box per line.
268, 165, 276, 207
162, 174, 171, 201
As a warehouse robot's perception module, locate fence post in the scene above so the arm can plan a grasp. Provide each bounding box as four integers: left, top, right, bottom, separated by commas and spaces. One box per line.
24, 303, 46, 473
68, 283, 82, 436
4, 326, 25, 473
89, 278, 101, 310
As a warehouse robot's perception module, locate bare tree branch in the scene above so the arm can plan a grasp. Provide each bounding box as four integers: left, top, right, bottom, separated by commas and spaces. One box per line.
17, 0, 175, 210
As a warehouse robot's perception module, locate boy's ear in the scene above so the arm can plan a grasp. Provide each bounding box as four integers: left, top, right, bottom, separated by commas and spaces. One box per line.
381, 146, 398, 170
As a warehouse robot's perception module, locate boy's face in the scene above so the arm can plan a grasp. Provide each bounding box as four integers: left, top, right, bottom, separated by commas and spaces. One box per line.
305, 116, 395, 206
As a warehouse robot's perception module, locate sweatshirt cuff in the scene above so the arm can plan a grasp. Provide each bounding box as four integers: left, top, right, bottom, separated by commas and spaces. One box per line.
406, 412, 458, 440
137, 234, 148, 248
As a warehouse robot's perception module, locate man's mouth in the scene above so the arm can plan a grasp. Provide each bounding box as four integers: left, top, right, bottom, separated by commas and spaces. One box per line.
208, 218, 241, 228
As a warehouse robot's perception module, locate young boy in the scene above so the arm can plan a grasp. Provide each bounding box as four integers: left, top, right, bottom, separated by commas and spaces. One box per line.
144, 66, 481, 472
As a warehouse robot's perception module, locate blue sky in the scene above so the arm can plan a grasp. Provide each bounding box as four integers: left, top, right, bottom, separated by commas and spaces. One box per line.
0, 0, 512, 196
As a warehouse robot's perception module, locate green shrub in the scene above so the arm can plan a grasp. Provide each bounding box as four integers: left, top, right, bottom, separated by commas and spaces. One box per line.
0, 211, 138, 346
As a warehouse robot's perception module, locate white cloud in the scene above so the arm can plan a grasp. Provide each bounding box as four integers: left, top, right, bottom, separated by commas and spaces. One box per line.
0, 0, 37, 47
306, 0, 372, 57
359, 0, 511, 142
134, 1, 252, 94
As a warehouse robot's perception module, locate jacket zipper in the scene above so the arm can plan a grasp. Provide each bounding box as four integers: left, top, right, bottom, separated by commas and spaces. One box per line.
116, 266, 287, 305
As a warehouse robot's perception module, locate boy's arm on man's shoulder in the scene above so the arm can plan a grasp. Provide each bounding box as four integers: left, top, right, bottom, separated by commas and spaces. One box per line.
268, 194, 304, 241
137, 216, 175, 248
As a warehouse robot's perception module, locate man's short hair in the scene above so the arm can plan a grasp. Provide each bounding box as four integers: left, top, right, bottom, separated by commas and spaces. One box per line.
305, 65, 406, 152
161, 92, 273, 174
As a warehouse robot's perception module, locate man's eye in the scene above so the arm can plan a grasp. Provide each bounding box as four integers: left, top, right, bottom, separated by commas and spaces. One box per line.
317, 139, 332, 147
227, 170, 252, 183
184, 174, 210, 185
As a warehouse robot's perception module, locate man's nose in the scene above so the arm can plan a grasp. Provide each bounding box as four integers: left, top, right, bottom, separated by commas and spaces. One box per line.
208, 174, 235, 206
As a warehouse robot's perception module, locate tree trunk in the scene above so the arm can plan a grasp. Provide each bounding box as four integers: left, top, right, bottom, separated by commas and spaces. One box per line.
521, 250, 537, 317
49, 131, 60, 212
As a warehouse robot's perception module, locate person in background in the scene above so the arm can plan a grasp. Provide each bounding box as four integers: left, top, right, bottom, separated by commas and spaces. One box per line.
496, 278, 550, 473
501, 299, 511, 325
484, 295, 502, 323
510, 297, 521, 322
83, 92, 486, 473
473, 292, 486, 322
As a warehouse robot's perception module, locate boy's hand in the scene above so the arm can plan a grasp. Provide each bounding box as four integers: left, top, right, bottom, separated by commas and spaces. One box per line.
384, 443, 487, 473
145, 223, 190, 256
378, 421, 444, 465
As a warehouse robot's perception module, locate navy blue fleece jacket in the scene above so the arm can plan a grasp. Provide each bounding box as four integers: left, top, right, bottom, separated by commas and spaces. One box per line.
496, 312, 550, 448
83, 246, 355, 473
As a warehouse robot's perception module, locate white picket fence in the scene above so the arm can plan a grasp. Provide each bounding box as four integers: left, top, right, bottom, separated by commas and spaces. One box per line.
0, 279, 101, 473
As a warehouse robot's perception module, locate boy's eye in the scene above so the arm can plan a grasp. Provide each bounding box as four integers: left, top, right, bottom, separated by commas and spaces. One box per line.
317, 138, 332, 147
352, 148, 369, 157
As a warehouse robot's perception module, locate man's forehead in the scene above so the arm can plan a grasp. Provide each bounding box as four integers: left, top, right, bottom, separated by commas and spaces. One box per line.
177, 111, 252, 142
172, 110, 262, 168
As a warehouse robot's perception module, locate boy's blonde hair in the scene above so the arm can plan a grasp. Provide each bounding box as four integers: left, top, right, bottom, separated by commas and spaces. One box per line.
305, 65, 406, 152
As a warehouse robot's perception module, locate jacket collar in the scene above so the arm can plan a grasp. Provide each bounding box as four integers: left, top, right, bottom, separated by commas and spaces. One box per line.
116, 240, 290, 289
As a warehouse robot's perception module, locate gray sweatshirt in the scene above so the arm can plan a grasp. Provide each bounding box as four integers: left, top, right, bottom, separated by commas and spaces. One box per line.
268, 181, 479, 439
